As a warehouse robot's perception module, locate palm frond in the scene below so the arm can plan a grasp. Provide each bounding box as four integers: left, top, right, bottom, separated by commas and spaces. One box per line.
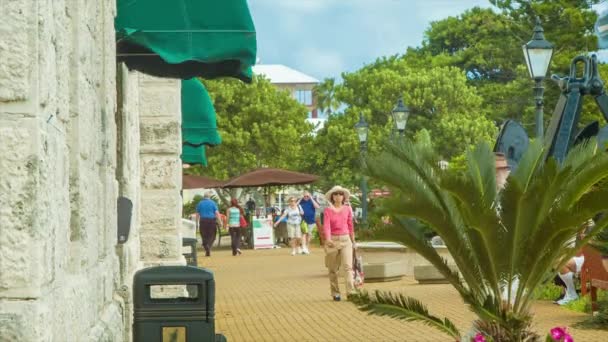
510, 139, 544, 192
363, 137, 608, 334
350, 290, 461, 340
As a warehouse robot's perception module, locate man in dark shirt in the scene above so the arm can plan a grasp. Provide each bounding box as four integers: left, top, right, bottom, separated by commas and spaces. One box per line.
196, 191, 221, 256
297, 191, 319, 254
245, 197, 256, 216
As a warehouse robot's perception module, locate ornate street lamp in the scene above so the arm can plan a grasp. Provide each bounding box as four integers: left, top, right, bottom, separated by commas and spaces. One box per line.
392, 97, 410, 137
522, 16, 554, 139
354, 113, 369, 225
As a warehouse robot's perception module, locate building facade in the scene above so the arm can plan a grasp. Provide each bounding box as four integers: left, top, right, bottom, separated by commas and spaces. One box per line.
1, 2, 186, 341
252, 64, 320, 119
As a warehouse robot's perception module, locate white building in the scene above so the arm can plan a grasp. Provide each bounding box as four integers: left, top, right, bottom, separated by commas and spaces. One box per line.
253, 64, 327, 132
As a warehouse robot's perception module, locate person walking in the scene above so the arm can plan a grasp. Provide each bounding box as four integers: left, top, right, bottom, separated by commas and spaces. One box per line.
297, 191, 320, 254
274, 197, 304, 255
226, 198, 245, 256
196, 191, 221, 257
322, 185, 356, 301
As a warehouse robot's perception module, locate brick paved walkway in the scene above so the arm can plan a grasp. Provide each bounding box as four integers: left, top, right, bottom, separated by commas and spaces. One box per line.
199, 246, 608, 341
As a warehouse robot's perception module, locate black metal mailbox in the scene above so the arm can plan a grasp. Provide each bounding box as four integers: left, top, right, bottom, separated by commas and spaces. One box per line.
133, 266, 216, 342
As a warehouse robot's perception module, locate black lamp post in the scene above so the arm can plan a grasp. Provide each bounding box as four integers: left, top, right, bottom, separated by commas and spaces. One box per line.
392, 98, 410, 137
522, 16, 554, 139
354, 113, 369, 225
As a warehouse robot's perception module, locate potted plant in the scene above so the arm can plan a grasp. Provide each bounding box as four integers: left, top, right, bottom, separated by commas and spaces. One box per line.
350, 138, 608, 341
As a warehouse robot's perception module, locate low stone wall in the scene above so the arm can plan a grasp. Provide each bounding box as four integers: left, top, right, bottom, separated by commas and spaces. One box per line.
357, 241, 456, 277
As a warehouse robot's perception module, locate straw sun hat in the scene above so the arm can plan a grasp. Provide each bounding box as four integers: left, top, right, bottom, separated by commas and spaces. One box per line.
325, 185, 351, 204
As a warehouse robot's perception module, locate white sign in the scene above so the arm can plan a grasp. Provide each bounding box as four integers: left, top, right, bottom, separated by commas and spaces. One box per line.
252, 216, 274, 249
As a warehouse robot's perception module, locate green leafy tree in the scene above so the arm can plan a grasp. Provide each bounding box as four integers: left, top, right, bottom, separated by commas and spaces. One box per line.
351, 138, 608, 341
305, 108, 391, 189
336, 63, 497, 158
417, 0, 601, 133
194, 76, 314, 180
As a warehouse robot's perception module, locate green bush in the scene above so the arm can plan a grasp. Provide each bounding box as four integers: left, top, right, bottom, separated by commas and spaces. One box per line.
563, 289, 608, 314
532, 282, 563, 301
574, 299, 608, 330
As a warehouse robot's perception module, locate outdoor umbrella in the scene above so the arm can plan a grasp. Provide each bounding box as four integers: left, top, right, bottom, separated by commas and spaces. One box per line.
221, 168, 319, 188
182, 174, 225, 189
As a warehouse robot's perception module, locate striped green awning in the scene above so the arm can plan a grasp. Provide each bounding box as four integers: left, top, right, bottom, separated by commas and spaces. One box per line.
182, 78, 221, 147
115, 0, 257, 82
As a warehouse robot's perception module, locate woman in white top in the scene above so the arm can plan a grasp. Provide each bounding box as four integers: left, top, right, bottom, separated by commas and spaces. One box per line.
274, 197, 304, 255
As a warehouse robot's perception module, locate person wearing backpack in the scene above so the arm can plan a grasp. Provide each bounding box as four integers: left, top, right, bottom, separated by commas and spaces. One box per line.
297, 191, 319, 254
274, 197, 304, 255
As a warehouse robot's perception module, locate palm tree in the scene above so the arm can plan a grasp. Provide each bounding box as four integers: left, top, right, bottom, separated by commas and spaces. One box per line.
314, 78, 341, 116
350, 138, 608, 341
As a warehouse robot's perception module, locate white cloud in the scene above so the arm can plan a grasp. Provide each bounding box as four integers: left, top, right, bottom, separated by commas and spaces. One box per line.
296, 47, 346, 80
250, 0, 493, 79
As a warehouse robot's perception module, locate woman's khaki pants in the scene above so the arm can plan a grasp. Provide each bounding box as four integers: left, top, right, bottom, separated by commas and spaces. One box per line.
325, 235, 354, 296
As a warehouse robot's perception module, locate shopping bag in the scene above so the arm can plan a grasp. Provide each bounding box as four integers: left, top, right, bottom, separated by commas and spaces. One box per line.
300, 220, 308, 234
239, 215, 248, 228
353, 247, 364, 288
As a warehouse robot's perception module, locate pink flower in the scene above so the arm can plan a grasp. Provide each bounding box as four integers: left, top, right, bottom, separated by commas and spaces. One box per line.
550, 327, 567, 341
473, 333, 487, 342
549, 326, 573, 341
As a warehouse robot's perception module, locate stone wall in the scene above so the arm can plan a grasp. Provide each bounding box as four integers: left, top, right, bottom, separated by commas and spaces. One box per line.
0, 1, 188, 340
0, 1, 128, 341
138, 75, 185, 266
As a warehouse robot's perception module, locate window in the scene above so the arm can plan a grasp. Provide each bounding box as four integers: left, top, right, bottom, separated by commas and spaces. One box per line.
295, 89, 312, 105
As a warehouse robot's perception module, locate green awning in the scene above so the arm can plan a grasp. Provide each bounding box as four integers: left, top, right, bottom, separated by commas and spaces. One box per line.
182, 78, 221, 147
115, 0, 257, 82
182, 144, 208, 166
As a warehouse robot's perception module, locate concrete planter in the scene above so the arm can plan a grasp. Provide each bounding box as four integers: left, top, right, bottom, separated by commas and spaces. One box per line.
357, 241, 457, 282
413, 265, 459, 284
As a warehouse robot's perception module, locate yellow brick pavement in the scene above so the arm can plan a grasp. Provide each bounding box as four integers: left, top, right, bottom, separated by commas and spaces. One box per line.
199, 246, 608, 342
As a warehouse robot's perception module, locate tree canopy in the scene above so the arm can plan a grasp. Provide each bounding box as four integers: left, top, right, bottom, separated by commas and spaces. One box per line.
188, 0, 607, 192
192, 76, 314, 180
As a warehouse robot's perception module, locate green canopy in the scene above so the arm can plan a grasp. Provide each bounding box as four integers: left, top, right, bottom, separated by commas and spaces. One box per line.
115, 0, 257, 82
182, 78, 221, 147
182, 144, 208, 166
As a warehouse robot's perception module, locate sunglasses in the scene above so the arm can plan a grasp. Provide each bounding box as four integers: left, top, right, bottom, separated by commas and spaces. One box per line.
334, 192, 344, 196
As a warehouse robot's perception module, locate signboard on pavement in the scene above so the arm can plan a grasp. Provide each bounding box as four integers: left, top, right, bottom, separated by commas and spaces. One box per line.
252, 216, 274, 249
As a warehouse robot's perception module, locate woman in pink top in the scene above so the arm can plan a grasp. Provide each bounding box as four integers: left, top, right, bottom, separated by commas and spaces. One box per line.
323, 185, 356, 301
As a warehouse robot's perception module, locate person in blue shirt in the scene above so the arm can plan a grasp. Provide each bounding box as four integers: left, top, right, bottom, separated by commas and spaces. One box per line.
196, 191, 221, 257
297, 191, 320, 254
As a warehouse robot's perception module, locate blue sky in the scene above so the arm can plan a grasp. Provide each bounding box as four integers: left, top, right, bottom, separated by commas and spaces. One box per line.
248, 0, 493, 81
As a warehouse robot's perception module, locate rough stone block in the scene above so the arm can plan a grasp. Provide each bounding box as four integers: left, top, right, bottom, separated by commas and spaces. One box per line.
0, 1, 32, 101
140, 119, 180, 154
140, 190, 181, 229
0, 300, 50, 341
0, 122, 47, 297
140, 157, 181, 190
138, 77, 180, 118
0, 123, 37, 231
140, 233, 181, 261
